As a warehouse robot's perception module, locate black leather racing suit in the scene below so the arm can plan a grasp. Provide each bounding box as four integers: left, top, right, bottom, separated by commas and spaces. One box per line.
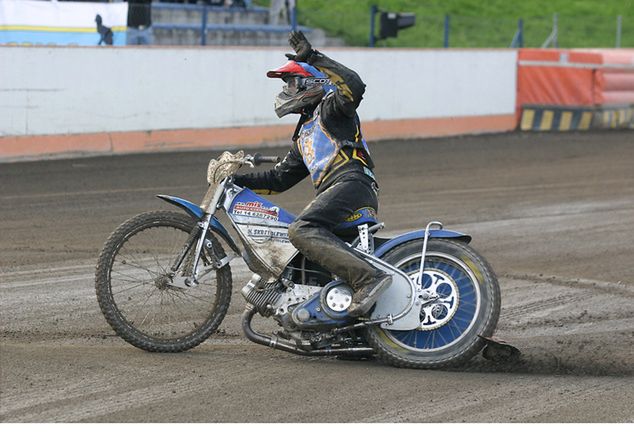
233, 51, 382, 291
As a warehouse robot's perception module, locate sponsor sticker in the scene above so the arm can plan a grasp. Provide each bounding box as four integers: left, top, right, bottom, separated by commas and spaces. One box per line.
246, 226, 290, 244
233, 201, 280, 221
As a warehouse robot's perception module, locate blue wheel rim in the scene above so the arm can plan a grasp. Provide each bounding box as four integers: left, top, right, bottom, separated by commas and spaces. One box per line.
386, 254, 480, 351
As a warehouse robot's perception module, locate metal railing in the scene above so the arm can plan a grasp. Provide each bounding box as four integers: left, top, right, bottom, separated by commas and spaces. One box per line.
128, 3, 629, 49
425, 13, 628, 49
429, 13, 627, 49
150, 2, 303, 46
297, 6, 630, 49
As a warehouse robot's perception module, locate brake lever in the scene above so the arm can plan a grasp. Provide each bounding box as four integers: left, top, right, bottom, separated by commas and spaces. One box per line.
242, 155, 256, 168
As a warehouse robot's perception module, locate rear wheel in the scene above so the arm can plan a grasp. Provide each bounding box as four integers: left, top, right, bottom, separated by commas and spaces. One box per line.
95, 211, 232, 352
366, 239, 500, 368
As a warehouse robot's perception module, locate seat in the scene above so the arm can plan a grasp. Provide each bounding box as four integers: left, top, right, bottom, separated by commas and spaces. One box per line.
332, 207, 378, 238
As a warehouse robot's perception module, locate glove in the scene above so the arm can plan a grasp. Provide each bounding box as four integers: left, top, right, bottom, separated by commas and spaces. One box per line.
285, 31, 314, 62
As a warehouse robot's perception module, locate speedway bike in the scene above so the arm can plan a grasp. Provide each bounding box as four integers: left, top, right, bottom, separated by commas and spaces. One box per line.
95, 151, 505, 368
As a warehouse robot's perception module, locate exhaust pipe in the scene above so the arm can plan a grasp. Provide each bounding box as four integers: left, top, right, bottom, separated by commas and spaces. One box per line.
241, 305, 374, 357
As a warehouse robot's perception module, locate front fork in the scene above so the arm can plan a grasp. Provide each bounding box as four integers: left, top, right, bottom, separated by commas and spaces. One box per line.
171, 179, 230, 288
189, 215, 213, 284
166, 215, 214, 288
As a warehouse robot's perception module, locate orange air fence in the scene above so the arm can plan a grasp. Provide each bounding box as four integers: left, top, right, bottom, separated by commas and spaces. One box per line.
598, 50, 634, 105
517, 49, 634, 131
518, 49, 599, 106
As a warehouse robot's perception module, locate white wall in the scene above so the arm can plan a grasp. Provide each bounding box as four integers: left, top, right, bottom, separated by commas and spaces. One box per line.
0, 46, 517, 137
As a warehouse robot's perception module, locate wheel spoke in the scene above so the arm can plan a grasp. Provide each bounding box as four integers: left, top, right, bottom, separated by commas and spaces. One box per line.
384, 251, 482, 352
112, 280, 153, 294
115, 257, 160, 277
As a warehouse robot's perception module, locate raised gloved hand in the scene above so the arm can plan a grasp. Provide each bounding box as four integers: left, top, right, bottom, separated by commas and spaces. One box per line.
285, 31, 314, 62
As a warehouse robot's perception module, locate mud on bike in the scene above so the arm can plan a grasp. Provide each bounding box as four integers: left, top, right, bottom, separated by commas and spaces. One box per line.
96, 151, 512, 368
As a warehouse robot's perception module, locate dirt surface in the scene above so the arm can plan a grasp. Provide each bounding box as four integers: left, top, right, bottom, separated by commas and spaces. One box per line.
1, 131, 633, 422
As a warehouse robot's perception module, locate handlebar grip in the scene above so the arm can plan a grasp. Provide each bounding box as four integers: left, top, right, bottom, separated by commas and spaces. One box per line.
253, 154, 281, 165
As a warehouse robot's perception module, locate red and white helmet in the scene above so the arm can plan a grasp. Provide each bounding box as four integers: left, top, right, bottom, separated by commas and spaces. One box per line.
267, 60, 333, 118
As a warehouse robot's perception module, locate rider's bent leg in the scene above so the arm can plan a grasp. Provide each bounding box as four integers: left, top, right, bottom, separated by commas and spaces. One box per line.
287, 176, 391, 317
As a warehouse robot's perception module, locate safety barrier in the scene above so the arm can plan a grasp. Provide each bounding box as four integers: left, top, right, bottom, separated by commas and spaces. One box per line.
0, 46, 517, 160
517, 48, 634, 131
2, 45, 633, 161
519, 106, 594, 131
519, 105, 634, 131
593, 106, 634, 129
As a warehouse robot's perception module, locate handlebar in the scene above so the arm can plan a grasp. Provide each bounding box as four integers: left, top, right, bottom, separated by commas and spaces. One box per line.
251, 154, 280, 166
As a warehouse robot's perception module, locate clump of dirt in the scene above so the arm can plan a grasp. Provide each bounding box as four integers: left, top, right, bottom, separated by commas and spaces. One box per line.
455, 335, 634, 377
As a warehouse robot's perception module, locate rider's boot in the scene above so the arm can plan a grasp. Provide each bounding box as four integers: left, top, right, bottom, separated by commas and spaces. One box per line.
290, 222, 392, 317
348, 272, 392, 317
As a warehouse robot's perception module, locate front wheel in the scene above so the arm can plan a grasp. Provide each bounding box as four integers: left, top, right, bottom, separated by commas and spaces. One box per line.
95, 211, 232, 352
366, 239, 500, 369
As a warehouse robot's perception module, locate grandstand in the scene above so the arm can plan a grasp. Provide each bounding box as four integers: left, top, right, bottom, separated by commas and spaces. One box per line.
151, 2, 339, 46
0, 0, 343, 47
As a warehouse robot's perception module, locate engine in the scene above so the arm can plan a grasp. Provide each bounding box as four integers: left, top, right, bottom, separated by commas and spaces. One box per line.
240, 273, 284, 315
240, 273, 313, 317
240, 273, 354, 329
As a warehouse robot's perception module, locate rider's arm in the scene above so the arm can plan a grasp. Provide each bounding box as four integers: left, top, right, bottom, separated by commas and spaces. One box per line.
288, 31, 365, 118
308, 51, 366, 118
233, 144, 309, 195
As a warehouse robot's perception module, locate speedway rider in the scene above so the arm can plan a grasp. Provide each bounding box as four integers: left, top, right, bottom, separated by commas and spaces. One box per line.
234, 31, 391, 317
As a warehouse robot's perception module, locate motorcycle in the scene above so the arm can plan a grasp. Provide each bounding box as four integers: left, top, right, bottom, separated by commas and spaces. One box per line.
95, 150, 504, 368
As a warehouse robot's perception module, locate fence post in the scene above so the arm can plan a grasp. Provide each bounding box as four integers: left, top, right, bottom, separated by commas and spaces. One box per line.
201, 4, 208, 46
443, 14, 450, 48
616, 15, 622, 48
369, 5, 377, 47
542, 13, 559, 48
553, 13, 558, 48
291, 3, 297, 31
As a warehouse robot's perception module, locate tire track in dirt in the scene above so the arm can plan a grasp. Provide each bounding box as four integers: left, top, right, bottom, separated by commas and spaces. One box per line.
2, 132, 634, 422
483, 272, 634, 379
364, 376, 630, 422
0, 361, 236, 422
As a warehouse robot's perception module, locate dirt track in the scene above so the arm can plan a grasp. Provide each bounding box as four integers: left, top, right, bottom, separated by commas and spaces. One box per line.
1, 131, 633, 422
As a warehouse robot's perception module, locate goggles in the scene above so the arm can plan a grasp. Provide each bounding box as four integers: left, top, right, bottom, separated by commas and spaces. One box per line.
283, 76, 331, 95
